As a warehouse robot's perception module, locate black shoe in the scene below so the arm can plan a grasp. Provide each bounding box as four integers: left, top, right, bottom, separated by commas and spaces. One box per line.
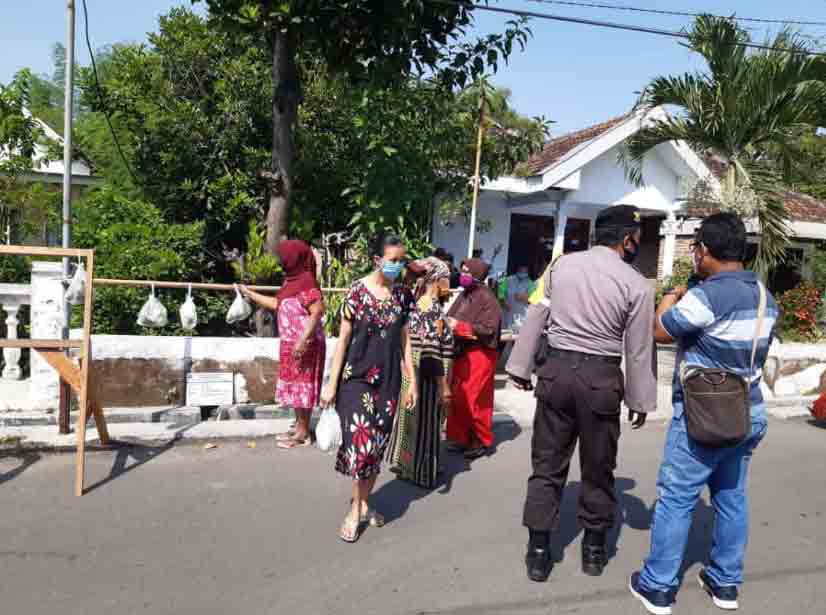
698, 568, 739, 610
463, 446, 488, 460
581, 531, 607, 576
629, 572, 673, 615
525, 545, 553, 582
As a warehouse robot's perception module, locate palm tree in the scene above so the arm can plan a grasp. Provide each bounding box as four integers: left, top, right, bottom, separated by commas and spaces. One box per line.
624, 15, 826, 273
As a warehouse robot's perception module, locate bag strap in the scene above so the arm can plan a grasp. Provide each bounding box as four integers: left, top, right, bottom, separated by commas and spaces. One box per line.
750, 281, 767, 376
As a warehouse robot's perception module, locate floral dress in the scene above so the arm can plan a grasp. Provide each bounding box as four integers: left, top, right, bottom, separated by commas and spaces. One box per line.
335, 281, 415, 480
276, 288, 325, 409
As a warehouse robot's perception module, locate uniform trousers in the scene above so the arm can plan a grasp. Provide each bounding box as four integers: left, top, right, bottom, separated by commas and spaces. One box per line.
523, 354, 623, 532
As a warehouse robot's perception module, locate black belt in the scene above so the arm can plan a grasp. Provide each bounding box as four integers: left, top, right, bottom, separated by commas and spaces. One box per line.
547, 347, 622, 366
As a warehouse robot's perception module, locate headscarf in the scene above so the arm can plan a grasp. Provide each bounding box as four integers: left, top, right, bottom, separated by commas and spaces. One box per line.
461, 257, 490, 282
408, 257, 451, 299
276, 240, 319, 301
448, 258, 502, 349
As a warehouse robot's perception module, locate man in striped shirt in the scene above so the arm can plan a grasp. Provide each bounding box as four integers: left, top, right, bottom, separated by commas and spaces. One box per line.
630, 213, 779, 615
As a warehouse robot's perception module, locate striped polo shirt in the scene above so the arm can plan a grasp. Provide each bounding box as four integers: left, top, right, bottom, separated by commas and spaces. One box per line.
660, 270, 779, 419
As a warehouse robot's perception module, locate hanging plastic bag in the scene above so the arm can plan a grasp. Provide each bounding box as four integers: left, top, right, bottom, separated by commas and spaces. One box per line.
137, 284, 168, 328
179, 284, 198, 331
65, 261, 86, 305
226, 284, 253, 324
316, 406, 342, 453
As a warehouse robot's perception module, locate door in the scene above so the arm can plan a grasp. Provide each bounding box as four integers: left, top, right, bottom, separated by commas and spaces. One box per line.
507, 213, 555, 278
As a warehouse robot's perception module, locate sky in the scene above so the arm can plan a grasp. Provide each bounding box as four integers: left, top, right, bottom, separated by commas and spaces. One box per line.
2, 0, 825, 135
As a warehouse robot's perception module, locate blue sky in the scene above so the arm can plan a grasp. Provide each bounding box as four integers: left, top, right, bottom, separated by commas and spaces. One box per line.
2, 0, 824, 134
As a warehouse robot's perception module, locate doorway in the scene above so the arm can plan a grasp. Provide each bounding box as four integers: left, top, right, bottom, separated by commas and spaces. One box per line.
507, 213, 555, 278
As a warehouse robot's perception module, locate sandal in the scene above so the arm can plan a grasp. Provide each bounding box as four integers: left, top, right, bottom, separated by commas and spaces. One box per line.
339, 512, 361, 543
277, 437, 311, 450
361, 508, 385, 528
276, 431, 296, 442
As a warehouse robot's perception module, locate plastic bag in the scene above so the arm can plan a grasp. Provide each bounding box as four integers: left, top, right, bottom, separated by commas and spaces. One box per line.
226, 284, 253, 324
137, 284, 168, 328
315, 406, 342, 453
65, 262, 86, 305
179, 284, 198, 331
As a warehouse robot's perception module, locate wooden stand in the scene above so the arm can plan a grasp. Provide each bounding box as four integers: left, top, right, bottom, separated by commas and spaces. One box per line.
0, 245, 110, 496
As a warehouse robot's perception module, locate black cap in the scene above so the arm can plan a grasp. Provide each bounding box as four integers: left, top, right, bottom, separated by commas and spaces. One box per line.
595, 205, 642, 231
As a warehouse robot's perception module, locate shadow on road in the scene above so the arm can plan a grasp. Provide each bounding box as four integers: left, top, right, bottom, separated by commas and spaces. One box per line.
556, 476, 715, 583
0, 451, 41, 485
807, 419, 826, 430
84, 441, 175, 495
371, 418, 523, 525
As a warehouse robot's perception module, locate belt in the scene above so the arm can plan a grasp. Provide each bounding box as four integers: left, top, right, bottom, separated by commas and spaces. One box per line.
547, 347, 622, 366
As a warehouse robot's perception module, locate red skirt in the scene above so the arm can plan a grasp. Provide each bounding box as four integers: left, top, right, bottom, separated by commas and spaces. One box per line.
447, 347, 497, 448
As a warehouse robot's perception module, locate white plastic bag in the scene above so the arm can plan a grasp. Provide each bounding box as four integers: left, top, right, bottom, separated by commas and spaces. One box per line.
226, 284, 253, 324
137, 284, 168, 328
179, 284, 198, 331
65, 262, 86, 305
315, 406, 342, 453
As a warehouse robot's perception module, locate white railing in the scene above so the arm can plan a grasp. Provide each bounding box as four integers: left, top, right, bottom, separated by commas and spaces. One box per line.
0, 283, 31, 381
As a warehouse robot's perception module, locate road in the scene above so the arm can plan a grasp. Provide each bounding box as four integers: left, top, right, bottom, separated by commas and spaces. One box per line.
1, 417, 824, 615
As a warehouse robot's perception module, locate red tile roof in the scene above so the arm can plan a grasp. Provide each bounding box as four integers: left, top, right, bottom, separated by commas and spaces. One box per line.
682, 154, 826, 223
517, 114, 630, 176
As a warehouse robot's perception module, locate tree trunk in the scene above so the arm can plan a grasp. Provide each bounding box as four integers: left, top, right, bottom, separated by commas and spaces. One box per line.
266, 27, 300, 254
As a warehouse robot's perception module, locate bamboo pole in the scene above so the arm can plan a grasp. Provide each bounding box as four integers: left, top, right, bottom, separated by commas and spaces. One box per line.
467, 83, 486, 259
92, 278, 349, 293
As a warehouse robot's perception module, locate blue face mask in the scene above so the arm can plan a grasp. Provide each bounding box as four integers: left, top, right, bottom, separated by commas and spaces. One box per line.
517, 271, 529, 281
381, 261, 404, 281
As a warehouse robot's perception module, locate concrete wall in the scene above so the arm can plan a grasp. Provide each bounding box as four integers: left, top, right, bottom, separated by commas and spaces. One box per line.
72, 335, 338, 408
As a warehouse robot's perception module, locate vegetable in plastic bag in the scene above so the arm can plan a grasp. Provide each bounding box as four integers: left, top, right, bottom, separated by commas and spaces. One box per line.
65, 262, 86, 305
315, 406, 342, 453
179, 284, 198, 331
226, 284, 253, 324
137, 284, 168, 328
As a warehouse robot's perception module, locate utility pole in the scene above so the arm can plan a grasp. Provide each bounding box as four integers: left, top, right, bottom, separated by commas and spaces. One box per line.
59, 0, 76, 435
467, 81, 486, 259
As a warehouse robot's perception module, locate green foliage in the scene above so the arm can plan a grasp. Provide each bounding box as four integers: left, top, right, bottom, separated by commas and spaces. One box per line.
321, 257, 355, 338
625, 15, 826, 275
777, 282, 823, 342
232, 220, 281, 283
655, 258, 694, 304
71, 186, 231, 335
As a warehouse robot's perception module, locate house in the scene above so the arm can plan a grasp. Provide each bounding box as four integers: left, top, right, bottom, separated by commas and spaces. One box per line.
0, 111, 95, 244
431, 106, 826, 293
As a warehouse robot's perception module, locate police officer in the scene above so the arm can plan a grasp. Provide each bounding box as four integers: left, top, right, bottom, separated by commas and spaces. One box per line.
506, 205, 657, 582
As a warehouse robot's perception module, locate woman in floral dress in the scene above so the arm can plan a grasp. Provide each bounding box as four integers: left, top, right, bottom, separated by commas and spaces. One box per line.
241, 240, 325, 448
387, 257, 454, 489
322, 234, 416, 542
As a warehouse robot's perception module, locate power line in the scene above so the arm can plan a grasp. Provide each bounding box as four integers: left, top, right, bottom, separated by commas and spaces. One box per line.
522, 0, 826, 28
429, 1, 826, 57
80, 0, 139, 186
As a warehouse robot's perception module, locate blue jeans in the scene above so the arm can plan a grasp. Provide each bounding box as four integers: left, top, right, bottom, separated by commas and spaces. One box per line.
638, 413, 768, 593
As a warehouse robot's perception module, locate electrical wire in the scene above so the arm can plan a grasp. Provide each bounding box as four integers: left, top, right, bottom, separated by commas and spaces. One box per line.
430, 1, 826, 57
522, 0, 826, 28
80, 0, 139, 186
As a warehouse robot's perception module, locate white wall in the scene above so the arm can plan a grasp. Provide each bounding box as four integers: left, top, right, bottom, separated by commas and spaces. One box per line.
431, 192, 558, 276
568, 143, 680, 212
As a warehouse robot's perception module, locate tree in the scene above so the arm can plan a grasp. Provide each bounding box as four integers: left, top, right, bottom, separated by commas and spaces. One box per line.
195, 0, 531, 251
624, 15, 826, 273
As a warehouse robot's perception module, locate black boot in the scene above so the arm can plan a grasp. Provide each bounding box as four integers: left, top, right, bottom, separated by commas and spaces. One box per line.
581, 529, 608, 577
525, 530, 553, 582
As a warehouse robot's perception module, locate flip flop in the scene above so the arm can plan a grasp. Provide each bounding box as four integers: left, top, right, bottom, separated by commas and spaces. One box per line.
361, 508, 385, 528
339, 512, 361, 543
277, 438, 311, 450
276, 431, 296, 442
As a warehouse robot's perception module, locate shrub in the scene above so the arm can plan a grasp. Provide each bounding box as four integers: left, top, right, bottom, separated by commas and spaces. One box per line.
655, 258, 694, 304
777, 282, 822, 342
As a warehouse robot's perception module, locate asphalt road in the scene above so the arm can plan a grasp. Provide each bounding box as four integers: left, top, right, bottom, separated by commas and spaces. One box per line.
1, 417, 824, 615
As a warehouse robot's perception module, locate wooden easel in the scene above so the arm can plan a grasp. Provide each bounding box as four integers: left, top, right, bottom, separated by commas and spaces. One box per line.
0, 245, 110, 496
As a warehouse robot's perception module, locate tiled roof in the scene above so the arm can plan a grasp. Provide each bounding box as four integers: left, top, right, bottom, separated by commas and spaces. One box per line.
682, 155, 826, 224
516, 114, 630, 176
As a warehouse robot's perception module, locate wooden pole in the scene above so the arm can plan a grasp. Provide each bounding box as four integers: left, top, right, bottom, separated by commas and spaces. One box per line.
75, 248, 95, 497
92, 278, 349, 293
467, 84, 486, 259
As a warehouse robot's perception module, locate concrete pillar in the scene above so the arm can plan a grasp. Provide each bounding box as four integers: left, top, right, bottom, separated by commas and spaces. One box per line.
660, 212, 679, 279
552, 202, 569, 261
29, 261, 65, 411
2, 304, 22, 380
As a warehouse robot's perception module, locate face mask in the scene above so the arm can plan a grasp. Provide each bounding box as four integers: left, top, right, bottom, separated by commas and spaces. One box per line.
459, 273, 474, 288
381, 261, 404, 281
622, 237, 639, 265
516, 272, 529, 281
